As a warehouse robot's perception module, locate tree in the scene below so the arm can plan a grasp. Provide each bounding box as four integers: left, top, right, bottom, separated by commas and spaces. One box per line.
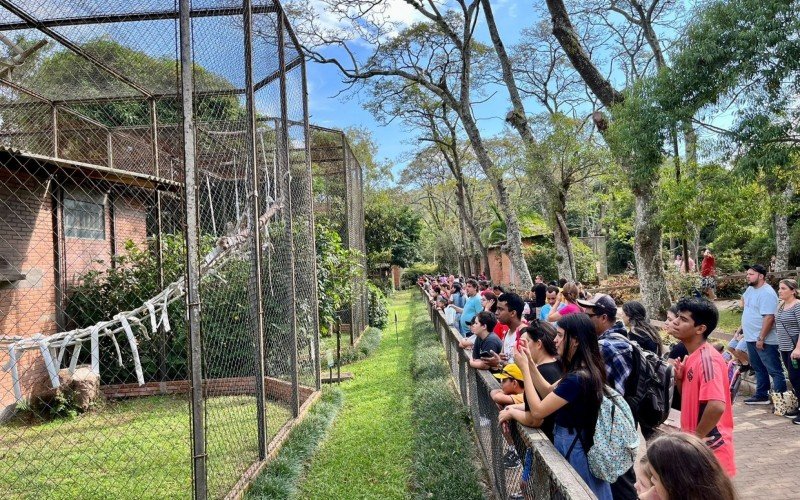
365, 196, 423, 270
293, 1, 536, 289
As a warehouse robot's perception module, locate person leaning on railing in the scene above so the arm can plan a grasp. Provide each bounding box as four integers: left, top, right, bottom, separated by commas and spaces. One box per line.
511, 313, 613, 500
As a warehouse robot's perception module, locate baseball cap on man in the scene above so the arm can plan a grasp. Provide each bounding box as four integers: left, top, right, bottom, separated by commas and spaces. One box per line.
747, 264, 768, 276
493, 363, 524, 382
577, 293, 617, 318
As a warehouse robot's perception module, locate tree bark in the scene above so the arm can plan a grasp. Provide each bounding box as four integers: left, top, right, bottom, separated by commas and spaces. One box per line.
554, 211, 577, 280
774, 184, 794, 272
545, 0, 670, 316
634, 186, 672, 316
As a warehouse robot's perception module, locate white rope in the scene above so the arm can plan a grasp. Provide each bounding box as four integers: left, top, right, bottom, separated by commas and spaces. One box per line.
0, 200, 283, 400
118, 315, 145, 386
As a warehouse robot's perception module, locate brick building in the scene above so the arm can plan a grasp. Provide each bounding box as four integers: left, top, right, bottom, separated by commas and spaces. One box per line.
0, 148, 179, 413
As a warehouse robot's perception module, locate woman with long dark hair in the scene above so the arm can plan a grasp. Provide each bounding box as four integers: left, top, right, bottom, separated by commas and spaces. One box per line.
621, 300, 664, 356
514, 313, 611, 499
641, 433, 737, 500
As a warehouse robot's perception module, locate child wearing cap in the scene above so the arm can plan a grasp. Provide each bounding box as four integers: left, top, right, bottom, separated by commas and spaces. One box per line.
490, 363, 526, 406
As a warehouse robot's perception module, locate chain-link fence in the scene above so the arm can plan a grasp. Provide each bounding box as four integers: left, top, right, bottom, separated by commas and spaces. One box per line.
419, 287, 596, 500
0, 1, 320, 498
309, 125, 368, 344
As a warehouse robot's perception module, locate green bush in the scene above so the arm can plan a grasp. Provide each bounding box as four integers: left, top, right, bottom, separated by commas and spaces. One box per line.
524, 243, 558, 282
401, 262, 438, 287
523, 238, 598, 284
715, 248, 744, 274
367, 282, 389, 328
316, 218, 364, 337
66, 234, 288, 383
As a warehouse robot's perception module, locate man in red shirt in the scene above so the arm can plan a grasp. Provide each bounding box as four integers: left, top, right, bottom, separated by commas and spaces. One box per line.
700, 248, 717, 300
671, 297, 736, 477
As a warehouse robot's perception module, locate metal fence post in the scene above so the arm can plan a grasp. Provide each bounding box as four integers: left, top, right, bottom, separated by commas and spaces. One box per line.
277, 7, 300, 417
178, 2, 207, 498
300, 54, 322, 391
149, 97, 167, 386
243, 0, 269, 460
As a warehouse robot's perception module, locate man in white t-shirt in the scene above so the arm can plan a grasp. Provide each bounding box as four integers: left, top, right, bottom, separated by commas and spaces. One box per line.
741, 264, 786, 405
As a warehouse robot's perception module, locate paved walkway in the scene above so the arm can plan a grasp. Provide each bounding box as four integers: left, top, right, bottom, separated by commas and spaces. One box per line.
732, 401, 800, 499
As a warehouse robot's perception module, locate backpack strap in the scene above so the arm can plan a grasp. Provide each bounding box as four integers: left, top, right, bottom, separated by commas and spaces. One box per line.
565, 432, 580, 461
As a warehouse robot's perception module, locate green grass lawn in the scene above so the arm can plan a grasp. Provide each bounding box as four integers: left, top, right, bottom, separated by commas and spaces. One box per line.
716, 307, 742, 334
298, 290, 415, 499
0, 395, 291, 499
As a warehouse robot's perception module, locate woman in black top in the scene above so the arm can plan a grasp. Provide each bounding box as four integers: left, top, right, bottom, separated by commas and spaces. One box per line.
621, 300, 663, 356
516, 313, 612, 500
498, 319, 562, 440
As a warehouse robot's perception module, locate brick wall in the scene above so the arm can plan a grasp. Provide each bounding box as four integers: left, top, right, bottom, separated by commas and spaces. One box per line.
487, 247, 520, 287
0, 168, 149, 413
101, 376, 315, 405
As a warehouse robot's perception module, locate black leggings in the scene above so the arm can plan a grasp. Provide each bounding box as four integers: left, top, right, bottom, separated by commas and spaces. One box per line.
780, 337, 800, 398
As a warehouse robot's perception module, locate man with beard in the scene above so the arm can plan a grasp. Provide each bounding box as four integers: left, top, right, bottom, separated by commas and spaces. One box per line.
741, 264, 786, 405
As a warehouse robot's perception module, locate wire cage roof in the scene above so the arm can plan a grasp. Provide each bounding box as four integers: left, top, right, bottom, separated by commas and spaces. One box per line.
0, 0, 304, 183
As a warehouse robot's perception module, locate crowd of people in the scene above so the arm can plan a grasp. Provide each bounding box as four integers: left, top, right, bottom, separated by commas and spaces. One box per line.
420, 265, 800, 500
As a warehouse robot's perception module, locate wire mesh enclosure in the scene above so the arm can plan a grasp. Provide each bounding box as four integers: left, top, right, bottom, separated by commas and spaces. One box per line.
309, 125, 368, 342
0, 1, 320, 498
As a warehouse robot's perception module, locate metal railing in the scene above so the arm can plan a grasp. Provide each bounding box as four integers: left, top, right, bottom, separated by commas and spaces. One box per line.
419, 287, 595, 500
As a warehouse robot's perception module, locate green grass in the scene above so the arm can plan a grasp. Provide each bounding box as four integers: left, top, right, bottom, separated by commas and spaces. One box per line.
716, 308, 742, 334
246, 387, 344, 499
298, 291, 416, 499
409, 313, 485, 499
0, 395, 291, 499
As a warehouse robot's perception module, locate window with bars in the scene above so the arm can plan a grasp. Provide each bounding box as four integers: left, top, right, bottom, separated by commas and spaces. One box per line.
64, 197, 105, 240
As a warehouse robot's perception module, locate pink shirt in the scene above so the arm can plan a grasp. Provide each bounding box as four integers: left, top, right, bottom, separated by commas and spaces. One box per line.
680, 342, 736, 477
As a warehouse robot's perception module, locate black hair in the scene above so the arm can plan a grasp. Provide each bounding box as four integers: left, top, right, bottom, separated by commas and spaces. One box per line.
497, 292, 525, 320
546, 285, 559, 294
556, 313, 606, 442
493, 285, 505, 293
452, 283, 462, 292
521, 320, 559, 358
558, 278, 568, 287
622, 301, 663, 356
675, 297, 719, 338
475, 310, 497, 332
466, 278, 479, 288
667, 303, 679, 316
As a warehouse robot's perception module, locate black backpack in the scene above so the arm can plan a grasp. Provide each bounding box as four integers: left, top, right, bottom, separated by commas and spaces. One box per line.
608, 333, 674, 428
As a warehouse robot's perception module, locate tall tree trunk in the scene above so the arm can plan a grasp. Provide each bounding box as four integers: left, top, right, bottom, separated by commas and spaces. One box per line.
774, 184, 794, 272
634, 186, 671, 317
554, 211, 576, 280
459, 112, 533, 289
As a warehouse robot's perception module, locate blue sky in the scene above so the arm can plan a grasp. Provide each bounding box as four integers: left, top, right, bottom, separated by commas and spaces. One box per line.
302, 1, 537, 177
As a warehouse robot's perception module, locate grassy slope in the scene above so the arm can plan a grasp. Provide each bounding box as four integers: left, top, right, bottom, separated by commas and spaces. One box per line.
0, 395, 290, 499
299, 291, 415, 499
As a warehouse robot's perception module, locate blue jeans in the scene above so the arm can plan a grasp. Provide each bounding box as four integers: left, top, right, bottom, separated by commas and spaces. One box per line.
746, 341, 787, 397
553, 425, 612, 500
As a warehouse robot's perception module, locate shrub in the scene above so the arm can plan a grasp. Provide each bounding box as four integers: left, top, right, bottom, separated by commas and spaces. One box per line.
66, 234, 290, 383
523, 238, 598, 284
367, 282, 389, 328
401, 262, 438, 287
316, 218, 364, 337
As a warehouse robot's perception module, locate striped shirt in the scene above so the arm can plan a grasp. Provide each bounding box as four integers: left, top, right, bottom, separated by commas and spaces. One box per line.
776, 302, 800, 352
